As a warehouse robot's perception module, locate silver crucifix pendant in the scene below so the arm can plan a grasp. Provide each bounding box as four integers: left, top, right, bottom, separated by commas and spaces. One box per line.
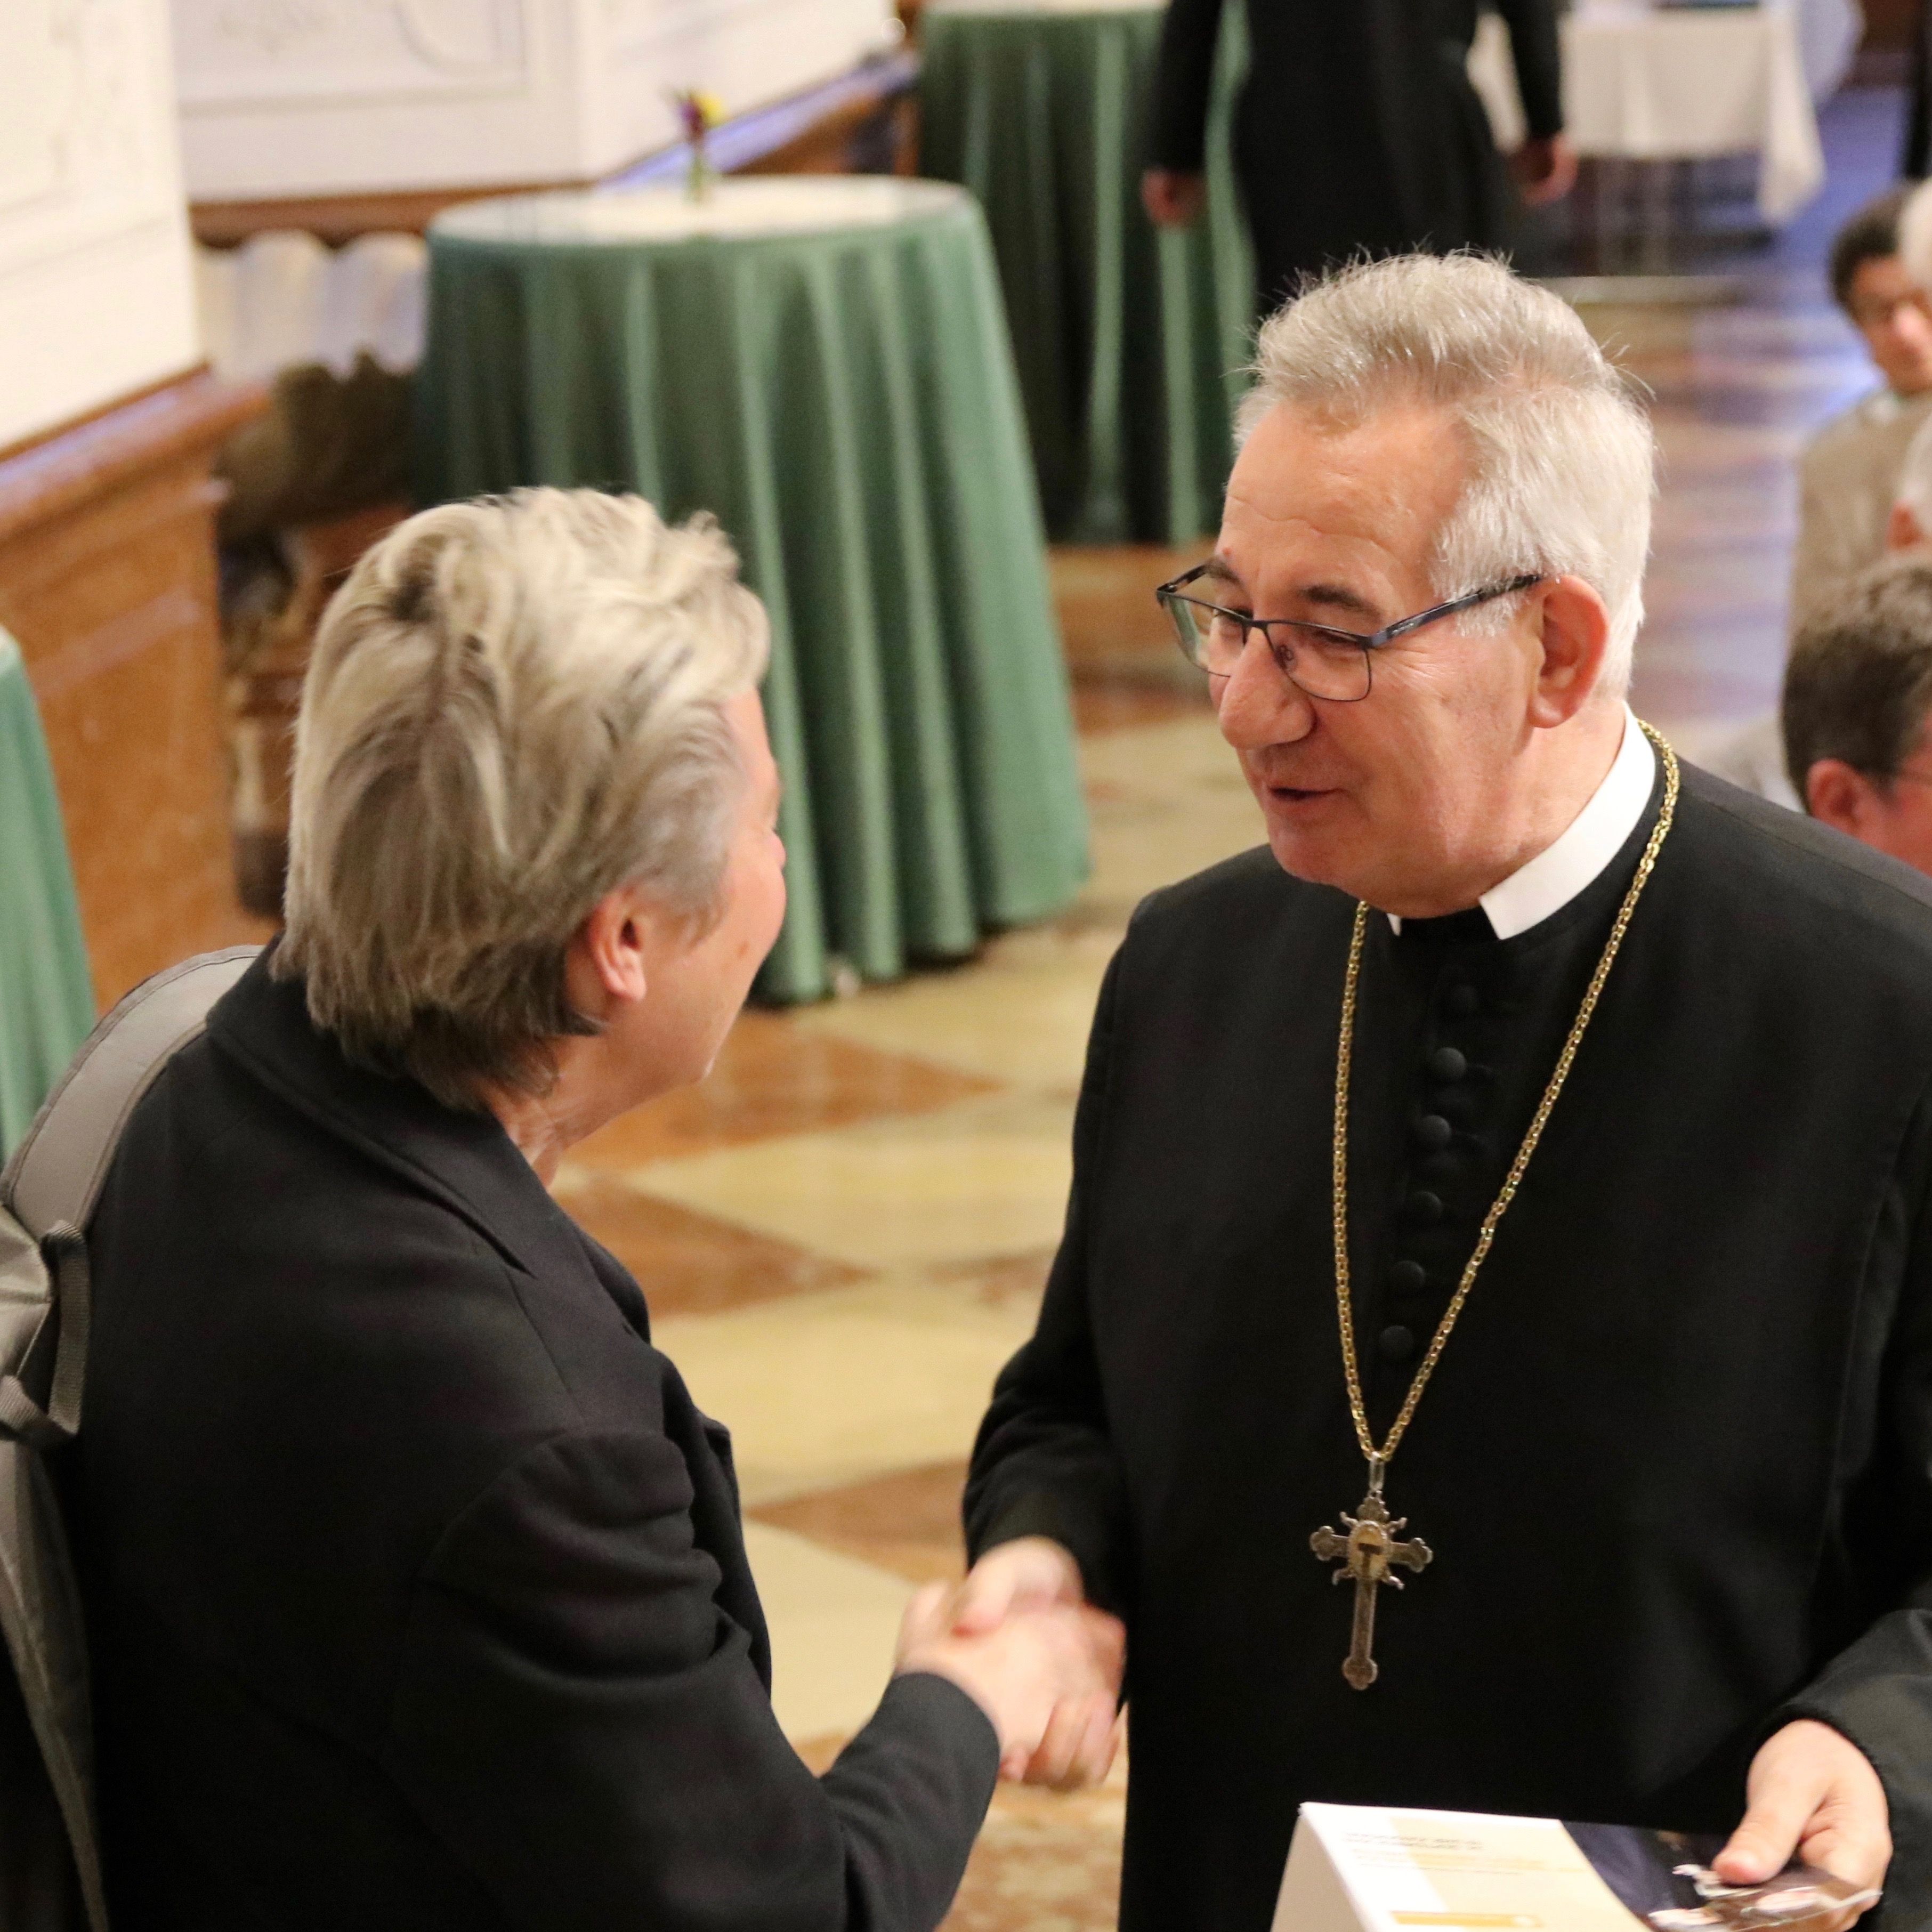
1310, 1459, 1433, 1690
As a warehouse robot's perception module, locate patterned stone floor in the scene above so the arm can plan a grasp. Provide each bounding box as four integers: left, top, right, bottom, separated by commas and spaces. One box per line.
538, 233, 1885, 1926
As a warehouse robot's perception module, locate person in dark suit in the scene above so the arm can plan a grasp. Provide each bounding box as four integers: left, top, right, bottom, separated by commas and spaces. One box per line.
1142, 0, 1573, 314
69, 488, 1125, 1931
950, 255, 1911, 1930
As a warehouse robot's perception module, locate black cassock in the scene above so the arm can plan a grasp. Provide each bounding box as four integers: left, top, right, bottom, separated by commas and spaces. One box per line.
966, 763, 1932, 1931
1145, 0, 1563, 312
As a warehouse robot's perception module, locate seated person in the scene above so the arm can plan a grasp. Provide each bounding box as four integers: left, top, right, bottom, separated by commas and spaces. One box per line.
1791, 185, 1932, 630
1708, 188, 1932, 809
68, 488, 1124, 1931
1783, 553, 1932, 876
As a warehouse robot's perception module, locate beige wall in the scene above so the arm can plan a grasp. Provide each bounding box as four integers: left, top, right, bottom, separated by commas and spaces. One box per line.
172, 0, 900, 202
0, 0, 200, 451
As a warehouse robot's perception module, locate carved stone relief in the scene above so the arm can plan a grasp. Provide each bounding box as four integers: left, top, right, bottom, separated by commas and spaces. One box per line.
173, 0, 530, 107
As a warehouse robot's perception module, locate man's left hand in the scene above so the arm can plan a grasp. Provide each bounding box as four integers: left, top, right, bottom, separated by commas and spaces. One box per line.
1715, 1719, 1890, 1926
1510, 134, 1578, 207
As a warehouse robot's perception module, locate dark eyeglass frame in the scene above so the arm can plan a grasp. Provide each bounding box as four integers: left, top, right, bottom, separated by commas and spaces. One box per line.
1155, 563, 1546, 703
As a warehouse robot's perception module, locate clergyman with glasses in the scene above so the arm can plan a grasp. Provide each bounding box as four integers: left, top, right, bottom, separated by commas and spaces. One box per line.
950, 254, 1927, 1930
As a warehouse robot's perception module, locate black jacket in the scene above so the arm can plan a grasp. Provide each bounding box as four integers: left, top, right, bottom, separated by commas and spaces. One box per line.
70, 952, 998, 1931
968, 764, 1932, 1930
1147, 0, 1563, 308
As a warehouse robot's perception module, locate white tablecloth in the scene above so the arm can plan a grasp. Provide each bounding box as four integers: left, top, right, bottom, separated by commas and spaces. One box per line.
1470, 1, 1825, 224
434, 177, 967, 245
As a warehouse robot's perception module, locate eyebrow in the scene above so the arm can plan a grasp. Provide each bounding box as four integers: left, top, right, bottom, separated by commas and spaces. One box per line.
1295, 581, 1381, 623
1204, 556, 1384, 625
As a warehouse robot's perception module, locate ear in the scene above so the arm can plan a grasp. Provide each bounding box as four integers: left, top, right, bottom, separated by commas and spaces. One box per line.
568, 886, 652, 1019
1889, 501, 1925, 552
1525, 576, 1612, 730
1805, 757, 1882, 838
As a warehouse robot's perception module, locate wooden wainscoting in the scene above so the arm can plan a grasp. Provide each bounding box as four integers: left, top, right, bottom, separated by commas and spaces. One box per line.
0, 370, 273, 1009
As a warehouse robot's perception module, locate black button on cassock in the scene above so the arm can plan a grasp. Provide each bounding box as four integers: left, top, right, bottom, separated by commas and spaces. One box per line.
1378, 1324, 1417, 1363
1413, 1113, 1453, 1151
1406, 1191, 1444, 1225
1428, 1046, 1469, 1082
1388, 1258, 1427, 1295
1443, 982, 1480, 1017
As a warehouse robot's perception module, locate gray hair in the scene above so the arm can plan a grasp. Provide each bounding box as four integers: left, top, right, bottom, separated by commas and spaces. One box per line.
276, 487, 770, 1109
1237, 254, 1655, 694
1784, 554, 1932, 791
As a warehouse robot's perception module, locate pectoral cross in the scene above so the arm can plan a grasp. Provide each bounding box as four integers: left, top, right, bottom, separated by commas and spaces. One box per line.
1310, 1470, 1433, 1691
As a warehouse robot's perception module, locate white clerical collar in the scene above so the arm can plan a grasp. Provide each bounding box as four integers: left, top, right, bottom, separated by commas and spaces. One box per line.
1388, 708, 1656, 942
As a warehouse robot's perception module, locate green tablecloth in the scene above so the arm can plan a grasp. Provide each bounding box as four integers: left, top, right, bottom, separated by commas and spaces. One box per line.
415, 178, 1088, 1004
0, 632, 92, 1157
919, 0, 1253, 544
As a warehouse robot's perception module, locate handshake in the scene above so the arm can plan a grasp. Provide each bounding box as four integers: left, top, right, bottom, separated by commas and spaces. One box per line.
893, 1536, 1126, 1790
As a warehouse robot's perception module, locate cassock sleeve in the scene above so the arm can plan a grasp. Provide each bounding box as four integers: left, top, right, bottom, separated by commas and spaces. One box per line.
1775, 1108, 1932, 1917
1493, 0, 1563, 143
384, 1428, 1000, 1931
1145, 0, 1228, 175
964, 947, 1134, 1616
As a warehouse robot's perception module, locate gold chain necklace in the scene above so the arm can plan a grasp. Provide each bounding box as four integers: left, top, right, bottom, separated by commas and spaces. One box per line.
1310, 723, 1680, 1690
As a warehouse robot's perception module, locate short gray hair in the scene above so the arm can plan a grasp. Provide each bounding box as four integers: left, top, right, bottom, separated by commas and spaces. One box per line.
1238, 254, 1655, 694
276, 488, 770, 1108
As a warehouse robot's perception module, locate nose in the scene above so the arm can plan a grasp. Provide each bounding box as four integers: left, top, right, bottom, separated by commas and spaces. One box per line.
1214, 631, 1315, 753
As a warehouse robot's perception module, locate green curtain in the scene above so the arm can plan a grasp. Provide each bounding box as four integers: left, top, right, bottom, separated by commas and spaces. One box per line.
919, 1, 1254, 544
414, 188, 1089, 1003
0, 631, 93, 1155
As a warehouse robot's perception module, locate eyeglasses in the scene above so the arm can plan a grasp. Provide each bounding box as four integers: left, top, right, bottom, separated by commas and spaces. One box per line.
1155, 564, 1546, 703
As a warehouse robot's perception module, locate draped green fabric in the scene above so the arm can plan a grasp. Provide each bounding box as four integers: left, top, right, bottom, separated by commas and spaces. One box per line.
0, 632, 93, 1156
919, 1, 1254, 544
414, 182, 1088, 1003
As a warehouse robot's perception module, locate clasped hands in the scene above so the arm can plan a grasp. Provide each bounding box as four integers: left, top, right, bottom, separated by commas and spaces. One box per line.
905, 1544, 1891, 1925
895, 1537, 1123, 1789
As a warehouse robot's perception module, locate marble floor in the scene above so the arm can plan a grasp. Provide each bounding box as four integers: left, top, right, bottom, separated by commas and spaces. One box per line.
542, 240, 1885, 1925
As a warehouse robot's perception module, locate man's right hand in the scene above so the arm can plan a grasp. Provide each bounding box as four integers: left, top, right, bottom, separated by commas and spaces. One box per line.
895, 1542, 1123, 1787
1142, 168, 1207, 229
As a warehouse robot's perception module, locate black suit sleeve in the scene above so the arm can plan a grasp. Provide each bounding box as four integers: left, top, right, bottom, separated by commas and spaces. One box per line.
1145, 0, 1228, 173
383, 1429, 999, 1932
1779, 1094, 1932, 1919
1493, 0, 1563, 142
964, 948, 1133, 1616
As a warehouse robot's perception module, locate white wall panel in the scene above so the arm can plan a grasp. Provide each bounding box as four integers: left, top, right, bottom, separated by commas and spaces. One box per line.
173, 0, 899, 201
0, 0, 200, 449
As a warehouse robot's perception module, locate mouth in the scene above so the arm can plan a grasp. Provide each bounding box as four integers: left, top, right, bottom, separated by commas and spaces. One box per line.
1265, 782, 1338, 807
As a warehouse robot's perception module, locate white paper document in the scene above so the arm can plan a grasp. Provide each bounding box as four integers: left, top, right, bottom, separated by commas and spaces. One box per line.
1273, 1804, 1878, 1931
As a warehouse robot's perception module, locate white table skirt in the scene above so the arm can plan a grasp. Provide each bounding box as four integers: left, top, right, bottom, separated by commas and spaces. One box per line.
1470, 1, 1825, 225
434, 177, 970, 246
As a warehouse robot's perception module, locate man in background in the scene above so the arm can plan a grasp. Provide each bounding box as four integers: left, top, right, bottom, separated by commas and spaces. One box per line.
1784, 555, 1932, 876
1141, 0, 1572, 315
1702, 189, 1932, 809
1790, 189, 1932, 630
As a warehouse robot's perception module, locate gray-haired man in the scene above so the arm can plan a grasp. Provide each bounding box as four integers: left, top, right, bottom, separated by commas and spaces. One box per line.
956, 254, 1925, 1931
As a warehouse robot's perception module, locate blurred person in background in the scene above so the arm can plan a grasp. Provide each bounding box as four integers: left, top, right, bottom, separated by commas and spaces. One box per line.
1141, 0, 1573, 315
1785, 555, 1932, 878
69, 489, 1125, 1932
1702, 189, 1932, 810
1890, 406, 1932, 554
1790, 188, 1932, 632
